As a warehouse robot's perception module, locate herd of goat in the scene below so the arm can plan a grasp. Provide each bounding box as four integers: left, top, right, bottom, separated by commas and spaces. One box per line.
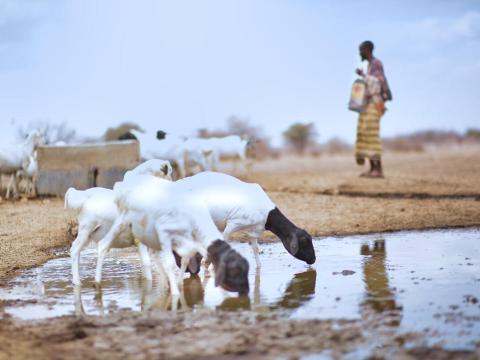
66, 159, 316, 298
1, 127, 315, 299
0, 128, 251, 199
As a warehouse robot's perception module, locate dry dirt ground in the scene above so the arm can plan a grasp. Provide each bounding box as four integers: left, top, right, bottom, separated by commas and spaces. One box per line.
0, 149, 479, 359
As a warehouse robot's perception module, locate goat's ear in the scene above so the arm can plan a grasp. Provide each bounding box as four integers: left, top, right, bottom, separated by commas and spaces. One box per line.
187, 254, 202, 274
162, 164, 172, 176
214, 259, 226, 287
161, 164, 169, 176
289, 237, 299, 255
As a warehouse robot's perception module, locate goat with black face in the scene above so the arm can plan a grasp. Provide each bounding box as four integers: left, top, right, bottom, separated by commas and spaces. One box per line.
265, 207, 316, 265
175, 171, 316, 267
207, 240, 250, 296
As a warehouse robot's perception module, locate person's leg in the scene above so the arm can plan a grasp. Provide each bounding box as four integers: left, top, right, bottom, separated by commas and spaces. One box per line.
359, 105, 383, 178
355, 112, 369, 171
360, 159, 374, 177
369, 156, 384, 178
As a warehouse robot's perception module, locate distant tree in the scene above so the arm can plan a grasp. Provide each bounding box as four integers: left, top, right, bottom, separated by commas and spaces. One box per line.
103, 122, 144, 141
17, 120, 76, 145
226, 116, 260, 139
321, 137, 352, 154
466, 128, 480, 140
283, 122, 318, 154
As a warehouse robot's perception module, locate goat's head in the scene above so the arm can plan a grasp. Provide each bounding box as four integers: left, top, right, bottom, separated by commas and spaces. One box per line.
156, 130, 167, 140
27, 130, 45, 148
265, 207, 316, 265
118, 131, 137, 141
208, 240, 249, 295
173, 250, 203, 275
156, 161, 173, 180
285, 228, 316, 265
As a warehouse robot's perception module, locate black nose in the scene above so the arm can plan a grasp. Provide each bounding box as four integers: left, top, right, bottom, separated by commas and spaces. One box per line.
306, 257, 316, 265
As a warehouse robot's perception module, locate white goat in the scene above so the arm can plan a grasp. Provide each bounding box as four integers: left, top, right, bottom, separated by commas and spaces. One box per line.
176, 172, 316, 267
16, 153, 38, 198
131, 130, 188, 179
182, 137, 217, 174
210, 135, 249, 171
132, 130, 222, 178
0, 130, 44, 199
66, 159, 173, 285
94, 174, 250, 296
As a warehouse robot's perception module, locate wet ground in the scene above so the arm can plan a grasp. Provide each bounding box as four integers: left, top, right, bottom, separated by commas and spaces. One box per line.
1, 228, 479, 353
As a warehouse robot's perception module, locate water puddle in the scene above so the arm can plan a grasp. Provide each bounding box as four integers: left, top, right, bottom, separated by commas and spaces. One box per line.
1, 228, 479, 350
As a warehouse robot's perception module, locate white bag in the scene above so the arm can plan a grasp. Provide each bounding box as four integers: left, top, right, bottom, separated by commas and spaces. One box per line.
348, 78, 367, 113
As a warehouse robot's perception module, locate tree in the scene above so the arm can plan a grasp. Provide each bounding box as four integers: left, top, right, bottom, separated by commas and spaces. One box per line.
283, 122, 318, 154
17, 120, 77, 145
103, 122, 144, 141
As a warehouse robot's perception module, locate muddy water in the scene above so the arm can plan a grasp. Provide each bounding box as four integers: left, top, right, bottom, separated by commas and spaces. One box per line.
1, 228, 479, 350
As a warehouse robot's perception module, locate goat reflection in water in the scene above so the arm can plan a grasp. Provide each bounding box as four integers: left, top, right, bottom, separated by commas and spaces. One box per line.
71, 239, 397, 316
73, 267, 318, 315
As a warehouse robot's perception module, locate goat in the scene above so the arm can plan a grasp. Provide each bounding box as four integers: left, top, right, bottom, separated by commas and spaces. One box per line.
66, 159, 173, 285
176, 172, 316, 267
0, 130, 44, 199
94, 174, 250, 296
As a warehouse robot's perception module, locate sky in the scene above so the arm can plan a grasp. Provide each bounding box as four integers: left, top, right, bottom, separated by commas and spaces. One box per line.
0, 0, 479, 146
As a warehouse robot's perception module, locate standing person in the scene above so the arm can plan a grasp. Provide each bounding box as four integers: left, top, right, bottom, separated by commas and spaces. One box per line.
355, 41, 392, 178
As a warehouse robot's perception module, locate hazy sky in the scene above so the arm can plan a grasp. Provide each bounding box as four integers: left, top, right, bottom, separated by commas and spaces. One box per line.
1, 0, 479, 145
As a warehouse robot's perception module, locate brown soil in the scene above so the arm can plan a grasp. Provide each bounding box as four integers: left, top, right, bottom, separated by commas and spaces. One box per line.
0, 149, 479, 359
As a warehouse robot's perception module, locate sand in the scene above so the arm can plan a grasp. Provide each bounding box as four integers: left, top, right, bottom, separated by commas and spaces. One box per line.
0, 148, 479, 359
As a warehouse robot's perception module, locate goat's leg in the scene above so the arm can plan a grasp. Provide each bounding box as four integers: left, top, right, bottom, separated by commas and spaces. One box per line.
32, 174, 37, 198
73, 284, 85, 316
28, 174, 37, 198
154, 224, 180, 297
253, 266, 261, 306
141, 279, 153, 312
177, 154, 187, 179
70, 221, 95, 285
12, 174, 19, 199
211, 153, 219, 171
6, 174, 14, 199
178, 255, 189, 285
137, 242, 153, 281
249, 237, 261, 269
94, 215, 125, 285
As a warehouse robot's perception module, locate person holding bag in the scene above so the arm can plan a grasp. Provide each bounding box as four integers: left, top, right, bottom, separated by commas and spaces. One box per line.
350, 40, 392, 178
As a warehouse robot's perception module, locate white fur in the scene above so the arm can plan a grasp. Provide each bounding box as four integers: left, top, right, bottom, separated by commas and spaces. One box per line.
0, 130, 44, 199
94, 174, 223, 296
66, 159, 172, 285
176, 171, 275, 266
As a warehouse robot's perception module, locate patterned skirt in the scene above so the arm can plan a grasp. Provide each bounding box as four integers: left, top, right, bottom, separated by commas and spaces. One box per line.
355, 104, 383, 161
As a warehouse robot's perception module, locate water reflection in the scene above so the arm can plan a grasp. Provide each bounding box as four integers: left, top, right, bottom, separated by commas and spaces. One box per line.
275, 269, 316, 309
71, 265, 318, 315
3, 229, 480, 350
360, 239, 402, 325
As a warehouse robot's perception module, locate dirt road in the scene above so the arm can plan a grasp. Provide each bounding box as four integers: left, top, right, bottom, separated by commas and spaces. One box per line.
0, 149, 479, 359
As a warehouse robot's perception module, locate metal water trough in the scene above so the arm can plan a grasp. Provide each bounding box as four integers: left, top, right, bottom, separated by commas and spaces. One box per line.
36, 141, 140, 196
